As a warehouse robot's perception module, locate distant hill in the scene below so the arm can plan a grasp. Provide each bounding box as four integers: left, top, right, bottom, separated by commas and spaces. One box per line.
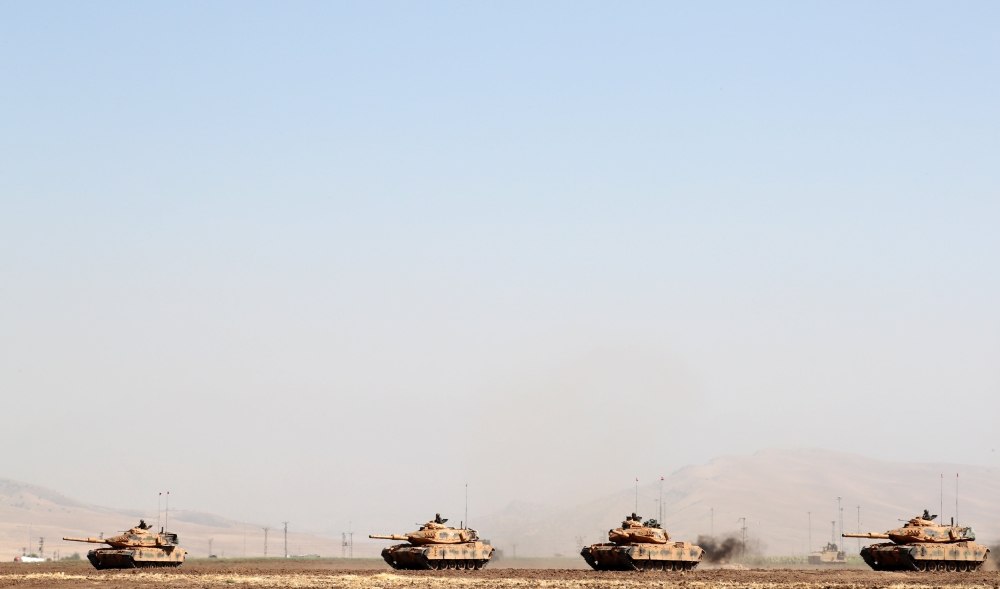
0, 479, 375, 560
474, 449, 1000, 557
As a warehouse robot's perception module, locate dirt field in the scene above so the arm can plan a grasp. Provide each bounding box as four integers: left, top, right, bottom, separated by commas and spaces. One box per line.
3, 561, 1000, 589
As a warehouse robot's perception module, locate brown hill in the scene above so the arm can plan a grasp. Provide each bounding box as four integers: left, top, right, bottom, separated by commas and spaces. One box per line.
0, 479, 375, 561
475, 449, 1000, 557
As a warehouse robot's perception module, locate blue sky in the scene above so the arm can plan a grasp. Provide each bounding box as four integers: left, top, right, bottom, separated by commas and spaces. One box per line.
1, 1, 998, 534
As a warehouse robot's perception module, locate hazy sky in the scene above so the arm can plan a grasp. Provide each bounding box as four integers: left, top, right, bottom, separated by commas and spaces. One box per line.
1, 2, 998, 537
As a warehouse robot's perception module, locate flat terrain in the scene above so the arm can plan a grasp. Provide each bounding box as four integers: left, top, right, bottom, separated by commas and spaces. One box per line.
3, 562, 1000, 589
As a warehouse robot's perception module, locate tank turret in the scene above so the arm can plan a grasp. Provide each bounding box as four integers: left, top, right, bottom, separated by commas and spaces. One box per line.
63, 520, 186, 569
607, 513, 670, 544
843, 510, 989, 571
369, 514, 493, 570
580, 513, 704, 571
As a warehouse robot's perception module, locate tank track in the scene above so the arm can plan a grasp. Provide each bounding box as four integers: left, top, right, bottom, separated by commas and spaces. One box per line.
87, 550, 184, 570
580, 547, 699, 571
860, 547, 987, 572
380, 546, 490, 570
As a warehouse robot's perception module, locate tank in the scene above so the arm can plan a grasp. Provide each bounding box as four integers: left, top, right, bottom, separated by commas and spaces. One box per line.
843, 510, 989, 571
369, 514, 494, 570
580, 513, 705, 571
808, 542, 847, 565
63, 520, 186, 569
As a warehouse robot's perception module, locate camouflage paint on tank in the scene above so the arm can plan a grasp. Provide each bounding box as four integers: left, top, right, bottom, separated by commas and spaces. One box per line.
64, 520, 186, 569
843, 511, 990, 572
580, 513, 705, 571
370, 514, 494, 570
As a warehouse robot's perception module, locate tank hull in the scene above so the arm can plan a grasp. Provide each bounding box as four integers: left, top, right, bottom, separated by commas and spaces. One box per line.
580, 542, 703, 571
859, 542, 989, 572
808, 551, 847, 565
380, 542, 493, 570
86, 547, 186, 569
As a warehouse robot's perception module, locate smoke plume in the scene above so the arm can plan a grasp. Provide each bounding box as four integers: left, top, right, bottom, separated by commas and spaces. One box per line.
696, 535, 744, 563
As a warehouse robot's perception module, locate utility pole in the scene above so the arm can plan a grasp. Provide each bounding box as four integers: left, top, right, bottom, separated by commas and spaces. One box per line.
807, 512, 811, 553
837, 496, 843, 548
283, 522, 288, 559
262, 527, 269, 557
856, 506, 861, 552
659, 477, 664, 524
737, 518, 747, 558
342, 533, 347, 558
831, 521, 836, 548
38, 538, 44, 560
349, 521, 354, 558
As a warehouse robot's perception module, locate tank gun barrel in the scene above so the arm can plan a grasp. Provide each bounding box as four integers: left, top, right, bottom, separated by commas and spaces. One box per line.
843, 533, 890, 539
369, 534, 410, 541
63, 537, 108, 544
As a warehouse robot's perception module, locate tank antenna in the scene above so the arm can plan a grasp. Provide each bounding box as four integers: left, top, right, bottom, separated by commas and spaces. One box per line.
940, 474, 943, 525
165, 492, 169, 532
465, 483, 468, 529
157, 492, 162, 532
955, 473, 959, 527
634, 478, 638, 514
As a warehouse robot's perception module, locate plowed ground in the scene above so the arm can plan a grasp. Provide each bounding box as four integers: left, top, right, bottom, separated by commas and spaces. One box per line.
3, 562, 1000, 589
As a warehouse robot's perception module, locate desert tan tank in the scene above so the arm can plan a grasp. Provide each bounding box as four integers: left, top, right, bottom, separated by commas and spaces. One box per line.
63, 520, 186, 569
843, 510, 989, 571
580, 513, 704, 571
370, 514, 494, 570
808, 542, 847, 565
